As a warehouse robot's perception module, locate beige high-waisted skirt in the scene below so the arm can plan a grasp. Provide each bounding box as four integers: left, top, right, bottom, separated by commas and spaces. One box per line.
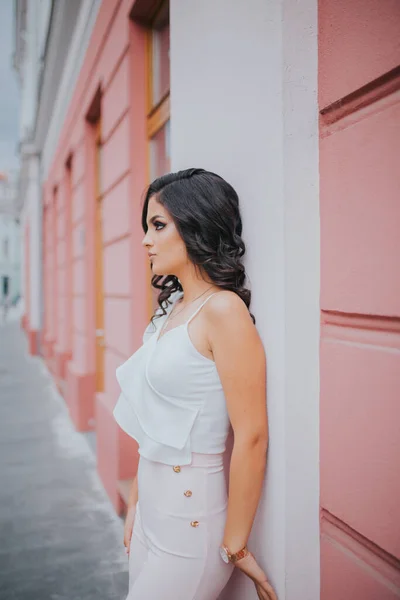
127, 452, 234, 599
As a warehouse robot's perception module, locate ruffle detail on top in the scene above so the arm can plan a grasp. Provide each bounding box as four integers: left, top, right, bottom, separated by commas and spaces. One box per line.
113, 293, 201, 465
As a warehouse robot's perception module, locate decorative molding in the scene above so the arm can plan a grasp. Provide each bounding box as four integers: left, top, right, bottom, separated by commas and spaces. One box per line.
321, 310, 400, 350
321, 510, 400, 589
320, 66, 400, 137
42, 0, 101, 179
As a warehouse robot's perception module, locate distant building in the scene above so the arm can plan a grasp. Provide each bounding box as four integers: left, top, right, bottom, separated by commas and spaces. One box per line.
13, 1, 400, 599
0, 172, 21, 306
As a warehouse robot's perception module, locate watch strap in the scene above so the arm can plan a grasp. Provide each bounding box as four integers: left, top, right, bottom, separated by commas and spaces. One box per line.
229, 545, 250, 563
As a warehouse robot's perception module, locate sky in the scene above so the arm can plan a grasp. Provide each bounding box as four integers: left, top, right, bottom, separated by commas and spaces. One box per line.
0, 0, 20, 174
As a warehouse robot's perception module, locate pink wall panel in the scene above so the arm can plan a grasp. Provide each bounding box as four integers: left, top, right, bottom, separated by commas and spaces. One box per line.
100, 6, 129, 90
56, 187, 66, 213
57, 210, 66, 239
57, 239, 67, 267
102, 175, 131, 244
47, 216, 56, 340
104, 349, 127, 410
104, 297, 132, 357
72, 258, 85, 296
101, 116, 130, 193
320, 102, 400, 316
57, 268, 67, 297
68, 120, 85, 154
72, 332, 89, 373
103, 237, 131, 296
57, 319, 67, 350
72, 296, 87, 335
72, 145, 85, 188
319, 0, 400, 107
72, 183, 85, 224
72, 223, 86, 260
58, 296, 68, 321
320, 336, 400, 558
102, 54, 130, 142
320, 536, 400, 600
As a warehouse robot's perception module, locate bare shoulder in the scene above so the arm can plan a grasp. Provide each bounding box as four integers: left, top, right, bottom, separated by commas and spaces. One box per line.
205, 289, 255, 331
205, 290, 265, 365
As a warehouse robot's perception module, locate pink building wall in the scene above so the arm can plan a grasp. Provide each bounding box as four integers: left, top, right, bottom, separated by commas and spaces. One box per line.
53, 165, 73, 385
40, 0, 151, 511
319, 0, 400, 597
42, 185, 56, 367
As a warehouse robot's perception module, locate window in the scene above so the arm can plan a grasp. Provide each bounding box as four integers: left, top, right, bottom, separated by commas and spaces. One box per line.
149, 1, 170, 107
147, 0, 170, 179
130, 0, 172, 316
149, 119, 170, 181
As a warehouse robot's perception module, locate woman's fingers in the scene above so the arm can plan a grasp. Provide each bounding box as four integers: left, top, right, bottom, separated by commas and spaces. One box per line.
255, 583, 268, 600
123, 525, 132, 546
256, 580, 278, 600
255, 584, 269, 600
236, 553, 278, 599
124, 535, 130, 553
123, 520, 134, 554
256, 584, 264, 600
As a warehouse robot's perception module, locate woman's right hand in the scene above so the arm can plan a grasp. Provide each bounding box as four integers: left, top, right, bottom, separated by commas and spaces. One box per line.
123, 504, 137, 555
234, 552, 278, 600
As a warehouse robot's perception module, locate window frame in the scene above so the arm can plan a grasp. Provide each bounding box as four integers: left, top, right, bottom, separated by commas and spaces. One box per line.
144, 0, 171, 317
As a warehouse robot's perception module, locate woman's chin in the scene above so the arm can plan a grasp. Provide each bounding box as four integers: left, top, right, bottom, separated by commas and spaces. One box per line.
151, 263, 165, 276
151, 260, 178, 277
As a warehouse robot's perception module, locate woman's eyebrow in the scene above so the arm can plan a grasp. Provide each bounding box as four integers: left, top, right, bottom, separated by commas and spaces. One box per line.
148, 214, 165, 224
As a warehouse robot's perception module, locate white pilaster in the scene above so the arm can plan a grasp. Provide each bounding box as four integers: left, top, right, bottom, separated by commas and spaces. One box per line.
170, 0, 320, 598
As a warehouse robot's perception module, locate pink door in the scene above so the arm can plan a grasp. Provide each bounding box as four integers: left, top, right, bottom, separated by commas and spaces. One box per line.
319, 1, 400, 598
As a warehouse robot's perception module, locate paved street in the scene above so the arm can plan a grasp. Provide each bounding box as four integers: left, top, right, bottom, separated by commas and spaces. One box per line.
0, 318, 128, 600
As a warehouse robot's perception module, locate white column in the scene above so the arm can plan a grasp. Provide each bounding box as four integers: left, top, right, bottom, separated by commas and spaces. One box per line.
170, 1, 319, 598
27, 152, 42, 332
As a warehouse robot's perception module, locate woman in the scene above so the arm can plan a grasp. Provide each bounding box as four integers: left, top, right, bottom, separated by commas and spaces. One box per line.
113, 168, 277, 600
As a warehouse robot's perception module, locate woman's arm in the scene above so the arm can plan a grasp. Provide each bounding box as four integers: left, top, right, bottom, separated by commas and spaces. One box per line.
123, 475, 138, 554
207, 291, 269, 553
224, 430, 267, 552
127, 475, 138, 511
207, 292, 277, 599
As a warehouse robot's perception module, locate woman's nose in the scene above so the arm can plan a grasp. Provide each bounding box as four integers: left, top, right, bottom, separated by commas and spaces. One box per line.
142, 232, 152, 247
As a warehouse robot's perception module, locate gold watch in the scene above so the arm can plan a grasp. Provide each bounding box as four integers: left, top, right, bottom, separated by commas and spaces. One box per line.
219, 544, 249, 564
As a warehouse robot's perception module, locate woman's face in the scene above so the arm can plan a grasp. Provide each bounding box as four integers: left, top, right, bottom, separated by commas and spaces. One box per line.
142, 195, 188, 276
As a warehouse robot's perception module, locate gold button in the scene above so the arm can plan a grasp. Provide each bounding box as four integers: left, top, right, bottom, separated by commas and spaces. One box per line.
190, 520, 199, 528
184, 490, 192, 497
173, 465, 181, 473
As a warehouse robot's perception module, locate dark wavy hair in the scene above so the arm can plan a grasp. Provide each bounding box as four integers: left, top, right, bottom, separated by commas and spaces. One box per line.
141, 168, 255, 324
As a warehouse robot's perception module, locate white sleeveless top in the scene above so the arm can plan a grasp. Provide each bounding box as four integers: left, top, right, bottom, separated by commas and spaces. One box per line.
113, 291, 231, 466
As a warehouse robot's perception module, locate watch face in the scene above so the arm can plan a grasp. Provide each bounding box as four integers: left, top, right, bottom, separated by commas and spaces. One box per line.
219, 546, 230, 564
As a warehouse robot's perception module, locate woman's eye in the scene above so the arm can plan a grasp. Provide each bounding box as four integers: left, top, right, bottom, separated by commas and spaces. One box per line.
154, 221, 165, 231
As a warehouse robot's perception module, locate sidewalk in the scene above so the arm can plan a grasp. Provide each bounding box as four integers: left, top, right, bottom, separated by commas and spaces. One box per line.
0, 319, 128, 600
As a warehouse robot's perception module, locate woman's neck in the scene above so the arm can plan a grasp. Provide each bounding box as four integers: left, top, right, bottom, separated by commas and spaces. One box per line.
175, 268, 219, 305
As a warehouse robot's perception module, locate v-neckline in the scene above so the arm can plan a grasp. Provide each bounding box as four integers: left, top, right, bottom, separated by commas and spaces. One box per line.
155, 292, 186, 345
156, 322, 186, 345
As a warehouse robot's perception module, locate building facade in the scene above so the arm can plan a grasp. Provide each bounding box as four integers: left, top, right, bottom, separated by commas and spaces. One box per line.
14, 1, 400, 599
0, 172, 21, 307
